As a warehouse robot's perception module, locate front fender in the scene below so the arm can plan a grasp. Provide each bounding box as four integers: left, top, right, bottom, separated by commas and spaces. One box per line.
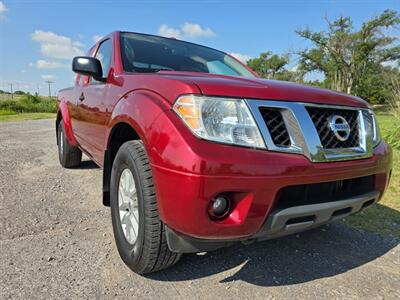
106, 89, 171, 156
102, 90, 171, 206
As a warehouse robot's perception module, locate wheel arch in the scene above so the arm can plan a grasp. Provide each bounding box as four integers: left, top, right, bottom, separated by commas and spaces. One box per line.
56, 100, 79, 147
102, 90, 170, 206
103, 122, 141, 207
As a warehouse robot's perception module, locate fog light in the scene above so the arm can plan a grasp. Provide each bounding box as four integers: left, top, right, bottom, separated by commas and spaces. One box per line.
209, 196, 230, 219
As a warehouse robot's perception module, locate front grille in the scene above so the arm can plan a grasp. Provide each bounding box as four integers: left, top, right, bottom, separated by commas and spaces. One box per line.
247, 99, 373, 162
275, 175, 374, 210
259, 108, 291, 147
306, 107, 360, 149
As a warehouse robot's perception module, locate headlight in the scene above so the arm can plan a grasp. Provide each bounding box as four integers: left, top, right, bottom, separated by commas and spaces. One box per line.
368, 110, 381, 147
173, 95, 265, 149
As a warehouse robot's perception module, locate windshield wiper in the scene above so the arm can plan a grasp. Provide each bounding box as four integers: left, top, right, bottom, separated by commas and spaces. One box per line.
153, 68, 174, 72
133, 67, 174, 73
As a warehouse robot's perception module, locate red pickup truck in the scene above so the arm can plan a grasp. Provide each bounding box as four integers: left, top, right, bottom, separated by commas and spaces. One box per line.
56, 31, 392, 274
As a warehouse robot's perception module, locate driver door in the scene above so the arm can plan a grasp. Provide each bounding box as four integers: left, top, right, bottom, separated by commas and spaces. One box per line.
74, 39, 112, 164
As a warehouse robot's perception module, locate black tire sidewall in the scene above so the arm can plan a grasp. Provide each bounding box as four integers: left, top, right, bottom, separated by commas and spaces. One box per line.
58, 122, 65, 165
57, 121, 81, 168
110, 146, 146, 270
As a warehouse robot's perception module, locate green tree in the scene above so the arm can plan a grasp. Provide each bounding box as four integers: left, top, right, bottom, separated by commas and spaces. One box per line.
247, 52, 290, 79
296, 9, 400, 103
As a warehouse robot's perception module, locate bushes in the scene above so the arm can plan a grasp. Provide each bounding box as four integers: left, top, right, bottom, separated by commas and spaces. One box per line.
384, 124, 400, 150
0, 94, 56, 114
384, 79, 400, 150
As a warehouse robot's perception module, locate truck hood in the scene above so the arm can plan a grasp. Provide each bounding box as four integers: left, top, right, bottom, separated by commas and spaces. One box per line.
158, 71, 368, 108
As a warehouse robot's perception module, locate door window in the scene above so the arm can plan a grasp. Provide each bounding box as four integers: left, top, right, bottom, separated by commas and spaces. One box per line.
93, 39, 112, 83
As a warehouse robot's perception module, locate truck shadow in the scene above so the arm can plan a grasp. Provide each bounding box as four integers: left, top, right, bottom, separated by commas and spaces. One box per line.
76, 160, 99, 170
148, 219, 399, 286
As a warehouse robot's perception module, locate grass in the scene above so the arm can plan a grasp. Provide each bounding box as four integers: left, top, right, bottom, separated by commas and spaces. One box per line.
0, 112, 55, 122
344, 113, 400, 238
0, 94, 56, 122
376, 114, 395, 137
0, 110, 18, 116
0, 94, 56, 114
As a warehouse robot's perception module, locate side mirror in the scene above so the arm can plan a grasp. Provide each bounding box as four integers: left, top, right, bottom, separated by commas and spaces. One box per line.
72, 56, 105, 82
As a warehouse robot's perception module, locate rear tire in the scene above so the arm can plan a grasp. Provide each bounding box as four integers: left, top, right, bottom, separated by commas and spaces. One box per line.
110, 140, 181, 274
57, 121, 82, 168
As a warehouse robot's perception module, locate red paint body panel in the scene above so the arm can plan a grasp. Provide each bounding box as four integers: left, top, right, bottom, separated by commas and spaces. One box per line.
57, 96, 79, 147
57, 31, 392, 240
106, 90, 171, 148
151, 72, 369, 108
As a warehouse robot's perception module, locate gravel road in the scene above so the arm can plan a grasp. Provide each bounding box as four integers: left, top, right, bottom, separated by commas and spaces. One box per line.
0, 119, 399, 299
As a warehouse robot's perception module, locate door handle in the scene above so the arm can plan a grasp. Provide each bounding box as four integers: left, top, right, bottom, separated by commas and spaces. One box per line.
79, 93, 85, 101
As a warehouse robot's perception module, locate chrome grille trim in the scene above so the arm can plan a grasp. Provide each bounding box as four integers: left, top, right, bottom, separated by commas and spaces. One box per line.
246, 99, 374, 162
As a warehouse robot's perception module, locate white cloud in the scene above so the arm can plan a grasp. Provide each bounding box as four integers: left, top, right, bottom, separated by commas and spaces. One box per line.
31, 30, 70, 45
41, 43, 83, 60
31, 59, 69, 69
73, 41, 85, 48
0, 1, 8, 21
230, 53, 252, 63
158, 25, 181, 39
0, 1, 8, 16
31, 30, 84, 60
41, 74, 56, 81
181, 22, 215, 38
92, 35, 104, 43
157, 22, 215, 39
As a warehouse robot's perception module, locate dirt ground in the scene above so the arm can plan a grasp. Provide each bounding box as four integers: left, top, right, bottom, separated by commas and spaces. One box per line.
0, 119, 399, 299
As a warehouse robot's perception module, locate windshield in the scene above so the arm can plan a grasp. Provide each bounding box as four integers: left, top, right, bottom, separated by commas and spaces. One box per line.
120, 32, 255, 78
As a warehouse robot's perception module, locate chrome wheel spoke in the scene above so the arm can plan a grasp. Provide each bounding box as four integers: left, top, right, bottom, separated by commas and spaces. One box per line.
121, 211, 129, 227
119, 200, 129, 212
59, 130, 64, 155
120, 171, 126, 190
118, 168, 139, 245
122, 213, 137, 243
131, 209, 139, 222
128, 215, 137, 240
122, 212, 132, 229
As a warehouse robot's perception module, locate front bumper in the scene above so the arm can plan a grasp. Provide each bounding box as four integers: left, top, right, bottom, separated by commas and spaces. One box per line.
148, 109, 392, 246
166, 189, 380, 253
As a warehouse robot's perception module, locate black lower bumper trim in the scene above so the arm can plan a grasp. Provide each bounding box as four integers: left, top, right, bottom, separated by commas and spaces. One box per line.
165, 227, 236, 253
166, 190, 380, 253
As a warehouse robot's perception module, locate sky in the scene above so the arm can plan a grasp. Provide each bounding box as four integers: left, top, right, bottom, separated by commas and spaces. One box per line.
0, 0, 399, 95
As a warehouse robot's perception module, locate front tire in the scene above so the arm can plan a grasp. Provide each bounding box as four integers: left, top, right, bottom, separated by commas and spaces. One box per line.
110, 140, 181, 274
57, 121, 82, 168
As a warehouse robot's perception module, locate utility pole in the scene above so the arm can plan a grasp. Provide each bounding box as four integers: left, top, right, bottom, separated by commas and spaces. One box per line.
9, 83, 13, 99
45, 81, 53, 99
36, 83, 40, 96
